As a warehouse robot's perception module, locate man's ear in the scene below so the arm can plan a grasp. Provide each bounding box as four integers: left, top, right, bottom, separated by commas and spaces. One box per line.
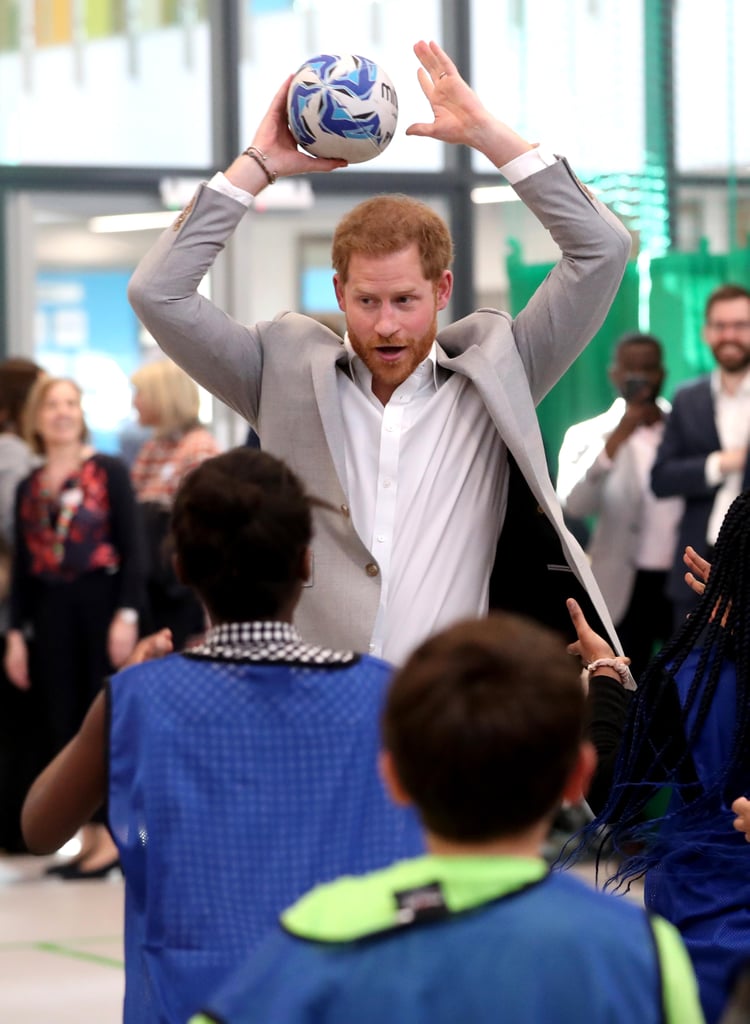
378, 750, 412, 808
561, 741, 598, 806
333, 274, 346, 312
436, 270, 453, 311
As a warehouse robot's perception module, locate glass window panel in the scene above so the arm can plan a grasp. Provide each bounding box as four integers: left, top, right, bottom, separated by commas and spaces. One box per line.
238, 0, 444, 172
0, 0, 211, 167
674, 0, 750, 176
471, 0, 645, 176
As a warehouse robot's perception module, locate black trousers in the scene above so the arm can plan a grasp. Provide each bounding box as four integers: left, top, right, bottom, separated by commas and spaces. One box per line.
0, 635, 50, 851
29, 570, 118, 754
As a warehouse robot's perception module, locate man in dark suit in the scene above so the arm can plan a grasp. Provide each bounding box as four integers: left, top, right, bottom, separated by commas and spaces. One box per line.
651, 283, 750, 628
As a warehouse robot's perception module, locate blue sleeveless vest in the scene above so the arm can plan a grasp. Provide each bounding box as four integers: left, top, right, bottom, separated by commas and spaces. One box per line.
107, 651, 423, 1023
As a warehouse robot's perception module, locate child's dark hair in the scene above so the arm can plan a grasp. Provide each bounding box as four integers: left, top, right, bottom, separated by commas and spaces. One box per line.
584, 489, 750, 884
381, 613, 586, 842
170, 448, 313, 622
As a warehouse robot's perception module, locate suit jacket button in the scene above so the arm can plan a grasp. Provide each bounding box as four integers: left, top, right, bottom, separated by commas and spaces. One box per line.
341, 504, 350, 517
365, 563, 379, 577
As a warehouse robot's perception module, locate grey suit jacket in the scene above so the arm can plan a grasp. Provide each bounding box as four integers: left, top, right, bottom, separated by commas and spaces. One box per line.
129, 158, 632, 656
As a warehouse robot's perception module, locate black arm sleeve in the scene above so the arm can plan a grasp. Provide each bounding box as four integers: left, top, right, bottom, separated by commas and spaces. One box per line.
585, 675, 631, 816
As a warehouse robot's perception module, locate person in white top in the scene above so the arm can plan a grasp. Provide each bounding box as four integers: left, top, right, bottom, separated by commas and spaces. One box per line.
128, 39, 632, 665
557, 334, 683, 680
652, 283, 750, 629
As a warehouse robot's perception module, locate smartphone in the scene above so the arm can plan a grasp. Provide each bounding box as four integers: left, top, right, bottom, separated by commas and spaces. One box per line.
622, 376, 652, 402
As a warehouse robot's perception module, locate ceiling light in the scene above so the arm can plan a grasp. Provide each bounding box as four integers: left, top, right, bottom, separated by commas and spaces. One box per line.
470, 186, 521, 205
88, 211, 177, 233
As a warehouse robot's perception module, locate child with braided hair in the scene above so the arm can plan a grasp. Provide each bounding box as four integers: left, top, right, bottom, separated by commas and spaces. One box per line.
568, 488, 750, 1024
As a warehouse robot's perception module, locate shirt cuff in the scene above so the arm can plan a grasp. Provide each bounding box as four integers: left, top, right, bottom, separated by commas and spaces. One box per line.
207, 171, 255, 208
705, 451, 724, 486
499, 145, 558, 185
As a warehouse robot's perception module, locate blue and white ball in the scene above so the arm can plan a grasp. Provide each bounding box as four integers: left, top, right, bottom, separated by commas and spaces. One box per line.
286, 53, 398, 164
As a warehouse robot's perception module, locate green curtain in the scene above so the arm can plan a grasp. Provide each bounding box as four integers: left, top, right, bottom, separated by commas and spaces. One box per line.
507, 241, 639, 481
649, 241, 750, 398
507, 240, 750, 481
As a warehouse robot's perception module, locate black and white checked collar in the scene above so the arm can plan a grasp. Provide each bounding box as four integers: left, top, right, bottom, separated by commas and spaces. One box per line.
186, 620, 357, 665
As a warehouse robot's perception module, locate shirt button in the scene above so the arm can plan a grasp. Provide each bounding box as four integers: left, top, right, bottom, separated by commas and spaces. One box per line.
383, 479, 392, 488
365, 563, 379, 577
368, 643, 376, 652
340, 504, 350, 517
376, 535, 385, 543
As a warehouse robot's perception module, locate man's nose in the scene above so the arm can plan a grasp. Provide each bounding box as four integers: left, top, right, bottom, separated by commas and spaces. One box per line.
375, 310, 398, 338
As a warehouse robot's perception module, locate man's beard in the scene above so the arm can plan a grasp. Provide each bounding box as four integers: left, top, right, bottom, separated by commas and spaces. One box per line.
714, 343, 750, 374
347, 313, 439, 387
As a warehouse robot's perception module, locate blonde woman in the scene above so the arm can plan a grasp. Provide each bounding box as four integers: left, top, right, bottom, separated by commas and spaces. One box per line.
5, 376, 142, 877
130, 359, 220, 647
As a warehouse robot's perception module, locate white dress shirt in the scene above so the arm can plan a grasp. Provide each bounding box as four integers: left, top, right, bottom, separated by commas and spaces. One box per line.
338, 338, 505, 664
628, 422, 683, 569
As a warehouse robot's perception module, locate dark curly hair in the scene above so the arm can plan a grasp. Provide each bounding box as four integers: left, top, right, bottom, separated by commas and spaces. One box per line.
170, 448, 314, 623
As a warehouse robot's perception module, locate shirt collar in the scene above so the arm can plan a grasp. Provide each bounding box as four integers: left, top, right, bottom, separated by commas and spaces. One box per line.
282, 854, 549, 942
186, 620, 356, 665
711, 368, 750, 398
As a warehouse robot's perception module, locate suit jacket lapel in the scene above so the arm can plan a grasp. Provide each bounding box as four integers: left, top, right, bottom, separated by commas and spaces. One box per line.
311, 348, 350, 498
697, 379, 721, 451
436, 342, 552, 507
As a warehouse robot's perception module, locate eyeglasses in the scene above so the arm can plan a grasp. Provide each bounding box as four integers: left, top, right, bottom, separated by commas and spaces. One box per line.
706, 321, 750, 332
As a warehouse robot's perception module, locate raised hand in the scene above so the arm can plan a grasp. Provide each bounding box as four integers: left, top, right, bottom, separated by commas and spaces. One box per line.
225, 76, 348, 193
732, 796, 750, 842
683, 545, 710, 597
407, 40, 533, 166
566, 598, 618, 667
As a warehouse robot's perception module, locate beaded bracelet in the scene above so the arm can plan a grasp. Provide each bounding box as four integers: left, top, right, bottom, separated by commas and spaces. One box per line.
243, 146, 277, 185
586, 658, 637, 691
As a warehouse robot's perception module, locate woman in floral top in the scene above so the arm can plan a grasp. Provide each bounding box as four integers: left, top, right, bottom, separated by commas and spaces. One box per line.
130, 358, 220, 648
5, 376, 143, 878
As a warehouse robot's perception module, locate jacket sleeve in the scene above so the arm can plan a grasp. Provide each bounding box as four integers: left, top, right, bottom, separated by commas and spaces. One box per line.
102, 455, 146, 614
509, 159, 632, 404
127, 184, 266, 425
651, 393, 718, 499
556, 424, 610, 518
585, 675, 631, 816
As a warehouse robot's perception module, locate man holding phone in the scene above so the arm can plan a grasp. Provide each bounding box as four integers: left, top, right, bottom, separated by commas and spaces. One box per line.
556, 333, 683, 679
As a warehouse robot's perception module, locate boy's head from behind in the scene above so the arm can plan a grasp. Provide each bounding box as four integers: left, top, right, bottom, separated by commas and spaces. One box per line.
381, 613, 592, 844
171, 448, 313, 624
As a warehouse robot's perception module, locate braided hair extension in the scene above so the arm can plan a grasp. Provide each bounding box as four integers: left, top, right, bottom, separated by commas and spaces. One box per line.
575, 490, 750, 888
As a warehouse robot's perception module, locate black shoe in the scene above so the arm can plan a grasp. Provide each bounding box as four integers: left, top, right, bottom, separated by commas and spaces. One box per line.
61, 857, 121, 880
45, 859, 82, 877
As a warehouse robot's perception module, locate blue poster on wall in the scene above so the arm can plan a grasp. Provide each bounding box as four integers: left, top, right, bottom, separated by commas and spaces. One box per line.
35, 269, 140, 454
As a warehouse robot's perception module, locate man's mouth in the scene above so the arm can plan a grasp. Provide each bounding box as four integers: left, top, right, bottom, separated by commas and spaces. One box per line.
375, 346, 406, 362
